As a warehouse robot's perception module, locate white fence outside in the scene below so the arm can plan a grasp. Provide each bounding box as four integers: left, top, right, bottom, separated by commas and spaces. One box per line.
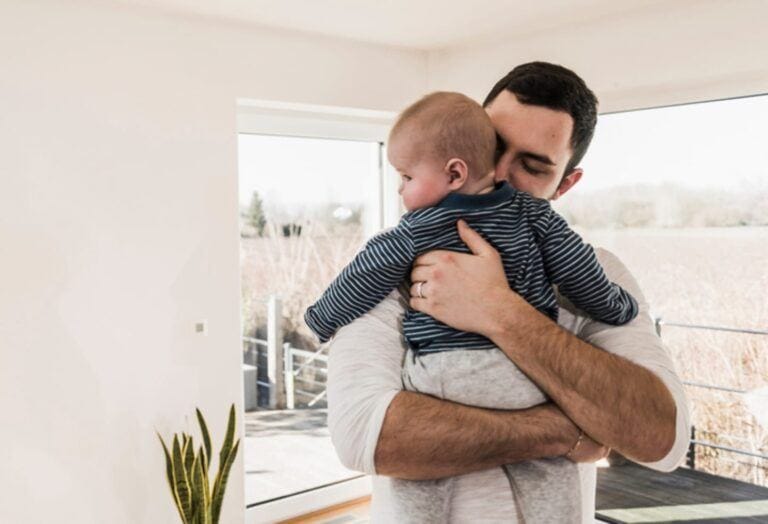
242, 295, 328, 410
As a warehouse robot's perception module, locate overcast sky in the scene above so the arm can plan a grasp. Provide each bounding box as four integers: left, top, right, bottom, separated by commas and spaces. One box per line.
238, 94, 768, 211
237, 134, 380, 210
579, 94, 768, 193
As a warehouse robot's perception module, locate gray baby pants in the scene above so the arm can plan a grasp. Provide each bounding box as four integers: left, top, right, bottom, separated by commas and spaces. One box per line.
391, 346, 581, 524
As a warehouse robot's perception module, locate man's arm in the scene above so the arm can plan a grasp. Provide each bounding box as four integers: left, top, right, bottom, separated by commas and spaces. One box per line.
569, 248, 691, 472
327, 287, 606, 481
410, 220, 686, 465
489, 301, 676, 463
374, 394, 579, 480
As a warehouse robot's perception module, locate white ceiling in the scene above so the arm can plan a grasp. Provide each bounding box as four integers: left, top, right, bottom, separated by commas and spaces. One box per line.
117, 0, 664, 50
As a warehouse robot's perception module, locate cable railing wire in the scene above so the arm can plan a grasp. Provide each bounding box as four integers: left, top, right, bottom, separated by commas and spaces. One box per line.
654, 316, 768, 471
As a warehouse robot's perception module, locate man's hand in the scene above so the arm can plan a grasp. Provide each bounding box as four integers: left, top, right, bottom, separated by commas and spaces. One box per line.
410, 219, 677, 463
410, 219, 518, 337
567, 434, 611, 463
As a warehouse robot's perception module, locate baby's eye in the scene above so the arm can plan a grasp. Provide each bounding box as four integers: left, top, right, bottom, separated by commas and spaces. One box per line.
401, 174, 412, 181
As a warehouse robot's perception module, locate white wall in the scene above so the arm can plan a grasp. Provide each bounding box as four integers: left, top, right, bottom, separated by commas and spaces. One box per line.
427, 0, 768, 112
0, 1, 426, 522
3, 0, 767, 522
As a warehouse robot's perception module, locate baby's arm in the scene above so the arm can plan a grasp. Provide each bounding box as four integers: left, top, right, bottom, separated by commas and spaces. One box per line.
534, 204, 638, 325
304, 220, 415, 342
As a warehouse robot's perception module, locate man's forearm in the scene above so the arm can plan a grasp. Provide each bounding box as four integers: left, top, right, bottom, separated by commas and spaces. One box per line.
374, 391, 577, 480
487, 291, 676, 463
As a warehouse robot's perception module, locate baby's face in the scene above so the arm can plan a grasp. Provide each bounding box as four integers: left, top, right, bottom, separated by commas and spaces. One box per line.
388, 135, 452, 211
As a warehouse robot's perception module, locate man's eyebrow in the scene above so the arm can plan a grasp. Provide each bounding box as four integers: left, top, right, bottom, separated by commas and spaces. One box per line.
520, 151, 556, 166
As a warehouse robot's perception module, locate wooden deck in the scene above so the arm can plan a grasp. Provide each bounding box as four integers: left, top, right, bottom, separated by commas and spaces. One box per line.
277, 463, 768, 522
597, 463, 768, 523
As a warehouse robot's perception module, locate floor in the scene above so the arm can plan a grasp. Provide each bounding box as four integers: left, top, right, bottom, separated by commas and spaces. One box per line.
280, 496, 371, 524
596, 462, 768, 523
244, 408, 360, 506
244, 408, 768, 523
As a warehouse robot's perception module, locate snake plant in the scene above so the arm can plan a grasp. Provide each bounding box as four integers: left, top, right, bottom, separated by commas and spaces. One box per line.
157, 403, 241, 524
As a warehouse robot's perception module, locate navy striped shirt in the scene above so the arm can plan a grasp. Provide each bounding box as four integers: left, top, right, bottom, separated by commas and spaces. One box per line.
305, 181, 638, 354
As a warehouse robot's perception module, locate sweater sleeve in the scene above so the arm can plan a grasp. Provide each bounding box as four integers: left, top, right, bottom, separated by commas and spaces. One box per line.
326, 287, 410, 475
533, 204, 639, 325
304, 220, 415, 343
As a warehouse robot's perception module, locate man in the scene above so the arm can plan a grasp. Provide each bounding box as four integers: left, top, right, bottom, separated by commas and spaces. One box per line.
326, 62, 691, 522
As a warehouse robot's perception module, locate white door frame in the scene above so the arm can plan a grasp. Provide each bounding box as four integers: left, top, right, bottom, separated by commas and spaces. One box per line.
237, 98, 402, 231
237, 98, 397, 522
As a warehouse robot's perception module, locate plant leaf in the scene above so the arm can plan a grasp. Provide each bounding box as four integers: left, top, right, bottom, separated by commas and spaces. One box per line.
199, 445, 211, 508
172, 434, 194, 523
196, 407, 213, 471
157, 431, 186, 524
211, 403, 237, 523
190, 452, 202, 522
211, 439, 240, 524
193, 448, 209, 523
218, 404, 236, 478
184, 434, 196, 482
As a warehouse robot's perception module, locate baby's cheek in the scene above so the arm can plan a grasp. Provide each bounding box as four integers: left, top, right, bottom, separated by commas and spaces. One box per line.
402, 181, 445, 210
412, 188, 430, 207
416, 182, 445, 207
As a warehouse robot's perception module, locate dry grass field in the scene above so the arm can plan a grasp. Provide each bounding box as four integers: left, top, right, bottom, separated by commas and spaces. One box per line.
240, 222, 768, 485
240, 221, 366, 348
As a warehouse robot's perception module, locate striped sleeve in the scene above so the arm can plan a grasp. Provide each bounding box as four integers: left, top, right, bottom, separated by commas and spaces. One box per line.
304, 220, 415, 343
534, 206, 639, 325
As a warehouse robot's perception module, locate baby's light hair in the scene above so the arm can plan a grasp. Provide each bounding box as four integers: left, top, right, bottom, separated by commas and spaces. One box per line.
389, 91, 497, 179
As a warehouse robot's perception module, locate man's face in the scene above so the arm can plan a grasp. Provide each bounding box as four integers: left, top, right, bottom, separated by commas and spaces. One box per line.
485, 90, 583, 200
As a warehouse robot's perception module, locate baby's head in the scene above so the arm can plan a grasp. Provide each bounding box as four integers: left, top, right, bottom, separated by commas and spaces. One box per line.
388, 91, 497, 211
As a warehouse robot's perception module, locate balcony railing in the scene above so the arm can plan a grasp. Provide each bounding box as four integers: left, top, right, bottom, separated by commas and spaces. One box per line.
653, 317, 768, 466
241, 297, 768, 473
242, 295, 328, 410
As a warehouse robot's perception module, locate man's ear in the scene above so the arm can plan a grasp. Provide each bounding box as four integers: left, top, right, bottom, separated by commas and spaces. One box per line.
445, 158, 469, 190
552, 168, 583, 200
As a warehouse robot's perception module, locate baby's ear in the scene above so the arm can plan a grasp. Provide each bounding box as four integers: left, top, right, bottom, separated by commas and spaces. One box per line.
445, 158, 469, 190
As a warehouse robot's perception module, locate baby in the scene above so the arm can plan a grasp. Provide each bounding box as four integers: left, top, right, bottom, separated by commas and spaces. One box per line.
305, 91, 638, 523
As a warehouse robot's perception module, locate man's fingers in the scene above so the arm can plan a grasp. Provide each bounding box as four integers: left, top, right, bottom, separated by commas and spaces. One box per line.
410, 265, 431, 282
457, 219, 495, 257
409, 296, 427, 312
410, 280, 429, 299
413, 249, 450, 267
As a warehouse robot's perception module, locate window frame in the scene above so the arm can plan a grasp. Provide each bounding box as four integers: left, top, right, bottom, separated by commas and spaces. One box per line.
237, 98, 396, 521
237, 98, 402, 231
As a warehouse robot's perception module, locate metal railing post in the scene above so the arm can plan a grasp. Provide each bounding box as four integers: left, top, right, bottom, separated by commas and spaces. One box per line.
284, 342, 295, 410
267, 295, 286, 409
654, 316, 663, 337
687, 425, 696, 470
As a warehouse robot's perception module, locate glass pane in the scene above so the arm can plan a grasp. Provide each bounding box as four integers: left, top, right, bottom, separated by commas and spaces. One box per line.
554, 95, 768, 485
238, 134, 380, 505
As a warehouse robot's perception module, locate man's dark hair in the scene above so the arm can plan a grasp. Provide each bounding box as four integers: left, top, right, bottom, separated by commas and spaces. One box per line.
483, 61, 598, 175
